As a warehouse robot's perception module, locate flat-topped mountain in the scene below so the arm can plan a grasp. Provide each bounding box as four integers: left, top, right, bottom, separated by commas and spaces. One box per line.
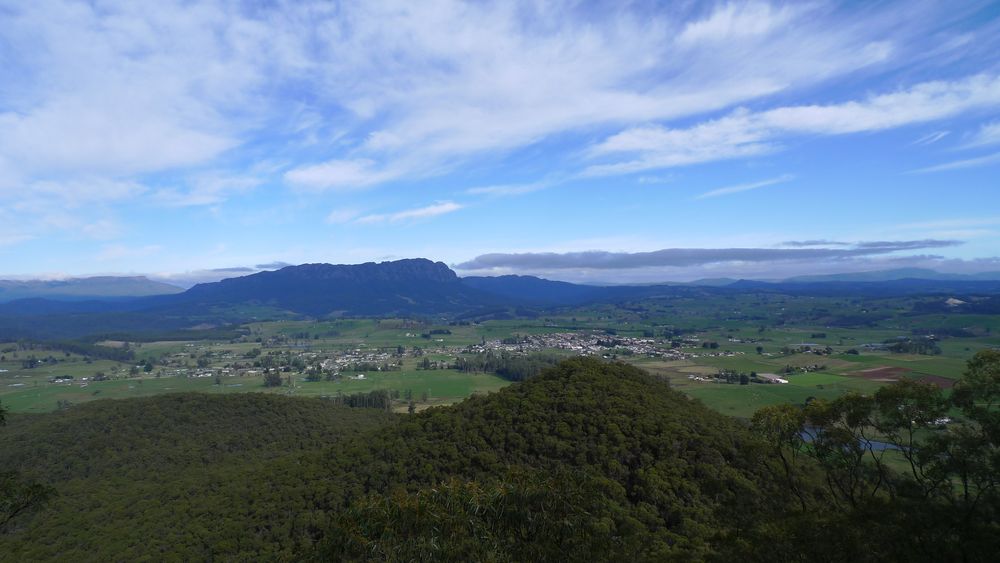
170, 258, 494, 316
5, 260, 1000, 340
193, 259, 460, 289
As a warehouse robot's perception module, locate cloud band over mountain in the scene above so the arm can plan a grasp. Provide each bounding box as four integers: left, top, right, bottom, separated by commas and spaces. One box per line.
455, 240, 962, 271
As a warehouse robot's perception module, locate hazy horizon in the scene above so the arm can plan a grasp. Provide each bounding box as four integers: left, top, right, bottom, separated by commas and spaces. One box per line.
4, 258, 1000, 289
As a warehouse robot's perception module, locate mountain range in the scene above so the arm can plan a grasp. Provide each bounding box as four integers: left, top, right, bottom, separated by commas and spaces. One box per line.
0, 276, 183, 302
5, 265, 1000, 305
171, 259, 496, 316
782, 268, 1000, 283
2, 260, 1000, 340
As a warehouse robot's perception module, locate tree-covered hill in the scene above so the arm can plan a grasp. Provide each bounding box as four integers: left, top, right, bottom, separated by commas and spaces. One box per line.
2, 356, 997, 561
1, 359, 793, 561
0, 394, 396, 560
316, 357, 803, 561
0, 393, 395, 481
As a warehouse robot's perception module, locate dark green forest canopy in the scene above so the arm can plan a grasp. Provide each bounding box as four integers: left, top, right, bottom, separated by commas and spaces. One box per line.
318, 357, 797, 560
0, 394, 396, 560
0, 359, 790, 560
0, 355, 998, 561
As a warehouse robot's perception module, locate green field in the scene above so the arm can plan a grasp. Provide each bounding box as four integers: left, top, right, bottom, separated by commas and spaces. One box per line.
2, 291, 997, 417
0, 368, 510, 413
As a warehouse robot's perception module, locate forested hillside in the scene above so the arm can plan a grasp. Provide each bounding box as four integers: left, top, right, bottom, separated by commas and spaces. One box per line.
0, 394, 396, 560
0, 359, 790, 560
1, 356, 998, 561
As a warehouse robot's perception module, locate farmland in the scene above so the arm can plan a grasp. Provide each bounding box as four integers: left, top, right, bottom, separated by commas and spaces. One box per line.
2, 292, 997, 416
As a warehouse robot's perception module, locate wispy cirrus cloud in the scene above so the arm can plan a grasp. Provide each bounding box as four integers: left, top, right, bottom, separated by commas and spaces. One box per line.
963, 121, 1000, 148
0, 2, 254, 190
280, 0, 944, 189
465, 182, 550, 197
151, 173, 263, 208
1, 1, 994, 202
912, 130, 950, 146
325, 208, 363, 225
910, 151, 1000, 173
355, 201, 464, 225
1, 1, 999, 277
284, 159, 403, 192
637, 175, 676, 185
695, 174, 794, 199
676, 2, 799, 46
1, 1, 993, 200
585, 73, 1000, 176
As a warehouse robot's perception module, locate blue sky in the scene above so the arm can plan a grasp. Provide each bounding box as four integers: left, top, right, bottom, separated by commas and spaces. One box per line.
1, 0, 1000, 285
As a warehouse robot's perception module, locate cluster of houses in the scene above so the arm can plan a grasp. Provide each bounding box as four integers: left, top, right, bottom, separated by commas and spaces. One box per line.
464, 332, 694, 360
26, 326, 759, 388
688, 372, 789, 385
757, 373, 790, 384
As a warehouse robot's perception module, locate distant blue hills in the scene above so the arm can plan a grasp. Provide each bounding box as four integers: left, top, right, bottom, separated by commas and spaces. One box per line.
0, 276, 183, 302
779, 268, 1000, 283
2, 260, 1000, 340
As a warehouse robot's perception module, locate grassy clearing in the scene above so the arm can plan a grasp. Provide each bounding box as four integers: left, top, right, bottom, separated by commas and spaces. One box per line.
294, 369, 511, 401
784, 372, 855, 387
684, 384, 845, 418
0, 368, 511, 413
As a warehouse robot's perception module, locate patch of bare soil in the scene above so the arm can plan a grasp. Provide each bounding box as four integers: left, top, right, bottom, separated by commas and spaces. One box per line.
849, 366, 911, 382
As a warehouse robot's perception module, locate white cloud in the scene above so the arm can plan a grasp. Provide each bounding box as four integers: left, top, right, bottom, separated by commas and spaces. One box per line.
459, 254, 1000, 285
1, 178, 144, 206
151, 174, 263, 208
677, 2, 799, 45
912, 130, 950, 145
0, 0, 988, 200
148, 268, 252, 288
695, 174, 794, 199
0, 0, 998, 269
465, 182, 549, 197
586, 73, 1000, 176
80, 219, 124, 241
452, 239, 987, 282
0, 178, 136, 247
284, 159, 400, 191
964, 121, 1000, 148
637, 175, 676, 185
0, 103, 235, 178
910, 151, 1000, 173
325, 208, 362, 224
355, 201, 464, 225
0, 233, 33, 247
275, 0, 908, 188
0, 2, 254, 182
